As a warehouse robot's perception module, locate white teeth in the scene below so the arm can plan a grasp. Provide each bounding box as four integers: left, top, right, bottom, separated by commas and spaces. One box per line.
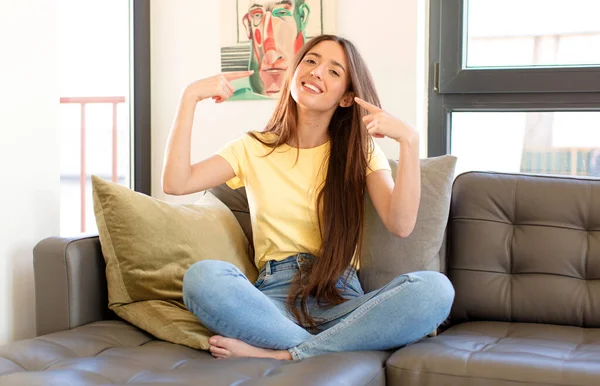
304, 83, 322, 93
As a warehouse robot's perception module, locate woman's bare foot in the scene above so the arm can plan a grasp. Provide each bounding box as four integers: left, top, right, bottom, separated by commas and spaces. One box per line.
208, 335, 292, 360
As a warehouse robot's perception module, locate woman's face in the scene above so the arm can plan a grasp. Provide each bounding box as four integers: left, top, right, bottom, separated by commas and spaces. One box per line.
290, 40, 352, 112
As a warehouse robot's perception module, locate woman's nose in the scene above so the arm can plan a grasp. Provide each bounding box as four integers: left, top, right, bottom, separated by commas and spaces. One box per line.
310, 66, 324, 79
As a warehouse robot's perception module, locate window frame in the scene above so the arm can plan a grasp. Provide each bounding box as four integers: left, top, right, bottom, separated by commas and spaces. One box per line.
132, 0, 151, 195
437, 0, 600, 94
428, 0, 600, 157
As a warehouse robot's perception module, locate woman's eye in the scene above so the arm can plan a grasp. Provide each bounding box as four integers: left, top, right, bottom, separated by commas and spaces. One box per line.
305, 59, 316, 65
330, 70, 340, 77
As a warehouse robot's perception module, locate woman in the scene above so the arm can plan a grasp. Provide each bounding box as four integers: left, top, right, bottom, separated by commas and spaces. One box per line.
162, 34, 454, 361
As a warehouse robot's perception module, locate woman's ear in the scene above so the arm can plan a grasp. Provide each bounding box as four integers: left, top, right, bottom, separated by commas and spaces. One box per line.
340, 92, 355, 108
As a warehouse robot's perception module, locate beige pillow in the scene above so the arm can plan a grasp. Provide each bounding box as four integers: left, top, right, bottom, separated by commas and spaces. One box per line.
91, 176, 257, 350
359, 155, 457, 292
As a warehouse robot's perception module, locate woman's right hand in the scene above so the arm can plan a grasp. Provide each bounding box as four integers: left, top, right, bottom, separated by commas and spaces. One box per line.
184, 70, 254, 104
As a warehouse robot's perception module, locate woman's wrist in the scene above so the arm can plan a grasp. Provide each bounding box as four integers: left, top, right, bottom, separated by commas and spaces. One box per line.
396, 132, 419, 148
182, 86, 202, 105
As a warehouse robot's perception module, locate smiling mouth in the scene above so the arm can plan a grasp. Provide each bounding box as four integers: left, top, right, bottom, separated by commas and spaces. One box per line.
301, 81, 323, 94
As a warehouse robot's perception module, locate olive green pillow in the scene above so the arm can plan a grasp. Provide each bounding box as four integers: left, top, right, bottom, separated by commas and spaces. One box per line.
91, 176, 257, 350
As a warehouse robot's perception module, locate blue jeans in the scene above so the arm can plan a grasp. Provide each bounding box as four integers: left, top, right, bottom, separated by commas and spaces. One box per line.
182, 253, 454, 360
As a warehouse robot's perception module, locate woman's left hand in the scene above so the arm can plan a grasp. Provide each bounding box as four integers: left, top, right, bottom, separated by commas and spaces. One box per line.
355, 97, 419, 145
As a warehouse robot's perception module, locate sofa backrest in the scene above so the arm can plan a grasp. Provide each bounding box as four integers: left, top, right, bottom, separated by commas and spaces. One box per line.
448, 171, 600, 327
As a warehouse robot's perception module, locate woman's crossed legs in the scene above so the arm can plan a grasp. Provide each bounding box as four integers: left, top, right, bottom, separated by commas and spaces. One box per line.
182, 256, 454, 360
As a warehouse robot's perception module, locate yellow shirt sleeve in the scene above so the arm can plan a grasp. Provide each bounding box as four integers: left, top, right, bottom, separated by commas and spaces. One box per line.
367, 139, 392, 176
216, 137, 245, 189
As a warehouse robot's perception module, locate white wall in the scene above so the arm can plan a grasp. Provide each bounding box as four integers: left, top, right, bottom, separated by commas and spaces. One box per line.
0, 1, 60, 344
151, 0, 429, 201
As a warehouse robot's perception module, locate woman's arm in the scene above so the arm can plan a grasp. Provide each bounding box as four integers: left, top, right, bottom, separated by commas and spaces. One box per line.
162, 71, 252, 196
367, 140, 421, 238
357, 97, 421, 238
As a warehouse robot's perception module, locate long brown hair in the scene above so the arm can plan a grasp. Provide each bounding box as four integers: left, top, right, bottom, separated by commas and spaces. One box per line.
249, 34, 381, 329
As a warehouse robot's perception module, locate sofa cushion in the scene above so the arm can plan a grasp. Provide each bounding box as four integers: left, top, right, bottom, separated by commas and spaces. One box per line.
448, 172, 600, 327
0, 321, 389, 386
386, 321, 600, 386
359, 155, 457, 292
91, 177, 257, 350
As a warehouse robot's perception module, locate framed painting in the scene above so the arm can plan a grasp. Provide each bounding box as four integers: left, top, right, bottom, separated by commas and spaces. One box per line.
220, 0, 337, 101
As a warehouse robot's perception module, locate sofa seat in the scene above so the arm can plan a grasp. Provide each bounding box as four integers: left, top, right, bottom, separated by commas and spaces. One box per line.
0, 320, 388, 386
386, 321, 600, 386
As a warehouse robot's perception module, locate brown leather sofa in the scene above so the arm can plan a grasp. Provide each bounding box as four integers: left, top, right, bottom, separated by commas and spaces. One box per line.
1, 171, 599, 385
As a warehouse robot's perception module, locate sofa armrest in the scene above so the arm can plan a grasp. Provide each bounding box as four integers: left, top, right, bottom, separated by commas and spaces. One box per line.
33, 234, 111, 336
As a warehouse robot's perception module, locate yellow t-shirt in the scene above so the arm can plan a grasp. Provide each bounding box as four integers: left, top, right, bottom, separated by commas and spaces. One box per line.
217, 132, 391, 270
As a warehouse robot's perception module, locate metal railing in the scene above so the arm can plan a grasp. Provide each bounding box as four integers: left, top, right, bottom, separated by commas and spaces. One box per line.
59, 96, 126, 232
521, 147, 600, 176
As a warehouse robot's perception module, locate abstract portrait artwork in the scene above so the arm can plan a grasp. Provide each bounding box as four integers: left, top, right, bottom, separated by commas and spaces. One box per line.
220, 0, 336, 101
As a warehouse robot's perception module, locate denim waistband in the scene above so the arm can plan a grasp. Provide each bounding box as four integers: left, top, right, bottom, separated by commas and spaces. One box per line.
263, 253, 315, 274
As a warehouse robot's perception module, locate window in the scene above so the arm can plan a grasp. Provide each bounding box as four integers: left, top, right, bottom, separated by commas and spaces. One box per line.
428, 0, 600, 177
58, 0, 150, 235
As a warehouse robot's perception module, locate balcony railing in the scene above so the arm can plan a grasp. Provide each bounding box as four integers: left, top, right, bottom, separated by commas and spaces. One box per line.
60, 96, 126, 232
521, 147, 600, 176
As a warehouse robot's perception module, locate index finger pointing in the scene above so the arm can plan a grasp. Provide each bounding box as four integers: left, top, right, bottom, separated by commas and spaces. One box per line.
354, 97, 382, 113
223, 70, 254, 81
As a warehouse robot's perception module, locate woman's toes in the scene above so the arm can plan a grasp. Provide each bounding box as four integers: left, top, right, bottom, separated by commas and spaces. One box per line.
211, 352, 225, 359
210, 345, 229, 356
209, 335, 224, 346
218, 337, 235, 347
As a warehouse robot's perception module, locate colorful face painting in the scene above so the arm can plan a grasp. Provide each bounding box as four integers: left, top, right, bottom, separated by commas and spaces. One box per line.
244, 0, 309, 97
220, 0, 335, 101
